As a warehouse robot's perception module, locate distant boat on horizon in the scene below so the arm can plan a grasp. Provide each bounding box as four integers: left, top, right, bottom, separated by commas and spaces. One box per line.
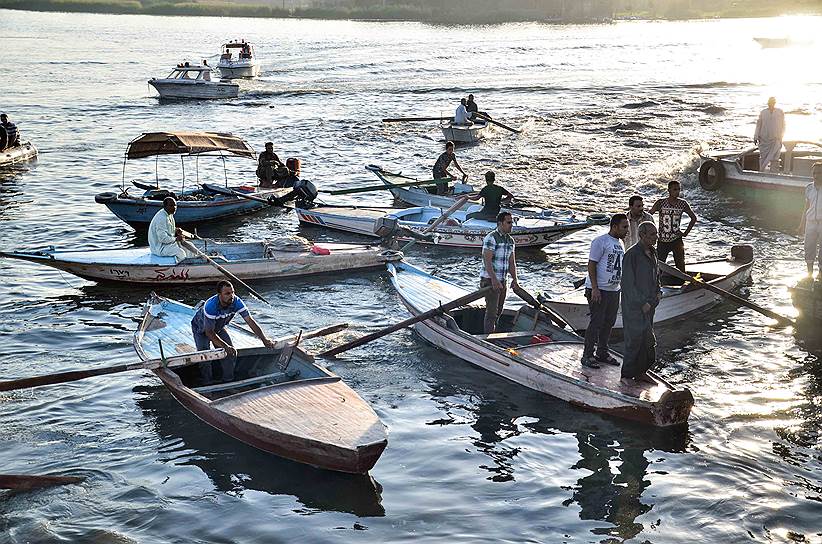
753, 36, 812, 48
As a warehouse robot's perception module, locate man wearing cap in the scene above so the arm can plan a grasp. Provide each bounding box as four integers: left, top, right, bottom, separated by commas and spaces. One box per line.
466, 171, 513, 221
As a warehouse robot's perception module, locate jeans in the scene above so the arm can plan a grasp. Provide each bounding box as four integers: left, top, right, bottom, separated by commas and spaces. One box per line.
657, 237, 685, 272
480, 277, 506, 334
192, 327, 236, 384
583, 288, 620, 359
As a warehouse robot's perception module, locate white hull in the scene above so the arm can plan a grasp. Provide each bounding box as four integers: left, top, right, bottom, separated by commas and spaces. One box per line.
149, 79, 239, 99
543, 255, 754, 331
2, 241, 401, 284
217, 62, 260, 78
0, 142, 38, 166
440, 122, 486, 143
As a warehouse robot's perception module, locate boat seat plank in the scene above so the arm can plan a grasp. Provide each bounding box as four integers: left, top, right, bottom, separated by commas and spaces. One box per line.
475, 330, 540, 341
192, 370, 297, 394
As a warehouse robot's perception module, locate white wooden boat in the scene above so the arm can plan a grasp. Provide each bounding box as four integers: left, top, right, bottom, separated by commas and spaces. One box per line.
540, 245, 755, 331
216, 41, 261, 78
149, 63, 239, 99
441, 119, 487, 143
135, 294, 388, 473
388, 262, 694, 427
1, 238, 402, 285
698, 140, 822, 213
297, 204, 601, 249
0, 142, 37, 167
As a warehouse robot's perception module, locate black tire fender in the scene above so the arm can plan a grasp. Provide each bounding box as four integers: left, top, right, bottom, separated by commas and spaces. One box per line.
94, 191, 118, 203
699, 159, 725, 191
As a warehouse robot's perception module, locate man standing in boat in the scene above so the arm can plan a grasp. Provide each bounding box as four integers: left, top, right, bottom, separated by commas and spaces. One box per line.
256, 141, 286, 188
0, 113, 20, 149
798, 162, 822, 279
649, 180, 697, 273
625, 195, 654, 249
466, 171, 513, 221
191, 280, 277, 384
480, 211, 518, 334
621, 221, 661, 383
432, 141, 467, 195
754, 96, 785, 172
581, 213, 629, 369
148, 197, 187, 261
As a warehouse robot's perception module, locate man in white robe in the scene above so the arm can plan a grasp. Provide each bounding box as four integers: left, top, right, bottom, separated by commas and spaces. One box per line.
148, 197, 187, 261
754, 96, 785, 172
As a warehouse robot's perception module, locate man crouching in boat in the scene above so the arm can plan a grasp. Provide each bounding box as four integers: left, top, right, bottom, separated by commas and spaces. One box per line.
480, 211, 518, 334
148, 197, 189, 261
191, 280, 277, 384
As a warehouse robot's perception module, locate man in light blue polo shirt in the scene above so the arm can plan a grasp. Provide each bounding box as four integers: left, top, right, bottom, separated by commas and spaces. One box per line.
191, 280, 276, 384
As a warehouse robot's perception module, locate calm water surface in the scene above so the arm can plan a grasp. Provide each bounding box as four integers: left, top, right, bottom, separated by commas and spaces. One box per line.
1, 10, 821, 543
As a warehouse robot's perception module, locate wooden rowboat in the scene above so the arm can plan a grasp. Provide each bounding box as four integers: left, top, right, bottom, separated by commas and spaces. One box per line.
1, 238, 402, 285
297, 204, 602, 249
388, 262, 694, 427
541, 245, 755, 331
135, 294, 388, 473
440, 119, 487, 143
0, 141, 38, 167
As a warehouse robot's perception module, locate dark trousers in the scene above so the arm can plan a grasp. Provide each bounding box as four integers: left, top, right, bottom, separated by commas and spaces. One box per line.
466, 208, 499, 221
657, 237, 685, 272
621, 307, 656, 378
480, 277, 506, 334
583, 288, 620, 359
192, 327, 236, 384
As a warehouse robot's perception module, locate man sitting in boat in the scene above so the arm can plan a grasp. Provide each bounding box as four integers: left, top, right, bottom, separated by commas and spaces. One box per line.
466, 171, 513, 221
454, 98, 473, 126
148, 197, 188, 261
191, 280, 277, 384
257, 142, 288, 188
432, 141, 467, 195
0, 113, 20, 150
465, 94, 490, 121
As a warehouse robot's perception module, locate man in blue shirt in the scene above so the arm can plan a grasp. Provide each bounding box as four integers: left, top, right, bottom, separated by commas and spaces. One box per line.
191, 280, 276, 384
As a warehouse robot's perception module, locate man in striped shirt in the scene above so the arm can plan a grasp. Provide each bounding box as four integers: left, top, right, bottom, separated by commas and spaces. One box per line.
0, 114, 19, 149
480, 211, 518, 333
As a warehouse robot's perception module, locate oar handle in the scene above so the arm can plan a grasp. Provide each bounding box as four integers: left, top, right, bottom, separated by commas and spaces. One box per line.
181, 240, 271, 305
400, 195, 470, 252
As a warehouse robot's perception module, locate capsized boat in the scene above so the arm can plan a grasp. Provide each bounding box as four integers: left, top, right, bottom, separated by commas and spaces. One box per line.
95, 132, 291, 228
135, 294, 388, 473
216, 40, 261, 78
1, 237, 402, 285
0, 141, 37, 167
697, 140, 822, 213
541, 245, 754, 331
149, 62, 239, 99
388, 262, 693, 427
297, 204, 605, 249
440, 118, 487, 143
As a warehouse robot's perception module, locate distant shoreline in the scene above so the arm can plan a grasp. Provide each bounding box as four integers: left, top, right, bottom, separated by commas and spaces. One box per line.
1, 1, 820, 24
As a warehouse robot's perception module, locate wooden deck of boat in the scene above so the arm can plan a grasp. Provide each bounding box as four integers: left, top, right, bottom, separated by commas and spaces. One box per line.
212, 377, 386, 448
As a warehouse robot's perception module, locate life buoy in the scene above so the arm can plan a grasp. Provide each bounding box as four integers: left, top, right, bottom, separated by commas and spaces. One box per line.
699, 160, 725, 191
94, 192, 118, 203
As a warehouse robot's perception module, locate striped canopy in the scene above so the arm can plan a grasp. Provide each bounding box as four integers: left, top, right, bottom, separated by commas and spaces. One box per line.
126, 132, 255, 159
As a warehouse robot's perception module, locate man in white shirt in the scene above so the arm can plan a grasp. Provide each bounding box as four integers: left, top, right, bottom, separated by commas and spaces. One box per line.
754, 97, 785, 172
454, 98, 473, 126
148, 197, 187, 261
625, 195, 654, 249
798, 162, 822, 278
582, 213, 629, 369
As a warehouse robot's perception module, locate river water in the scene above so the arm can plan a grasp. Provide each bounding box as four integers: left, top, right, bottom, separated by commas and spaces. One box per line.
1, 9, 821, 543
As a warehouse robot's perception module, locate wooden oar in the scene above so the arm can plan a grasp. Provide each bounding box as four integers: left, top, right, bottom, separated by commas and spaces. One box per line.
321, 178, 452, 196
382, 116, 452, 123
201, 183, 283, 206
180, 240, 271, 305
510, 282, 572, 329
319, 286, 492, 358
475, 112, 521, 134
0, 349, 225, 392
271, 323, 346, 350
658, 261, 796, 327
400, 195, 470, 251
0, 474, 85, 491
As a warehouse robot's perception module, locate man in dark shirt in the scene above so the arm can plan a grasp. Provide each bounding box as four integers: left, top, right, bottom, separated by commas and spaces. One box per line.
466, 171, 513, 220
465, 94, 490, 120
620, 221, 661, 382
0, 114, 20, 149
432, 141, 467, 195
256, 141, 286, 188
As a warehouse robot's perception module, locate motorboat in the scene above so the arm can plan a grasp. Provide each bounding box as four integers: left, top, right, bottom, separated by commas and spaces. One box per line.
216, 40, 261, 79
149, 62, 239, 100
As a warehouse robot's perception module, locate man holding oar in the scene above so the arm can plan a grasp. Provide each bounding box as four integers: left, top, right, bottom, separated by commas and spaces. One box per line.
191, 280, 277, 384
432, 141, 467, 195
148, 197, 189, 261
466, 171, 513, 221
480, 211, 519, 334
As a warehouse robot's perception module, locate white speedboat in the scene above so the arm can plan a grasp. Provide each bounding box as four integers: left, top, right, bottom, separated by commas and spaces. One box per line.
148, 63, 239, 100
440, 119, 487, 143
216, 40, 261, 79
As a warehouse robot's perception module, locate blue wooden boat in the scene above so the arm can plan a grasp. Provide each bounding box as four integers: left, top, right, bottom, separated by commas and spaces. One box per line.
95, 132, 290, 228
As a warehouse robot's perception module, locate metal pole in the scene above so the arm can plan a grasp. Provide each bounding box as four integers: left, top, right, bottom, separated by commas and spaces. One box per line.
181, 155, 186, 193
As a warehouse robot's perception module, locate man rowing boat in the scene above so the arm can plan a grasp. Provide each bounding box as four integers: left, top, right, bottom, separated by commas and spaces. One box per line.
466, 171, 513, 221
432, 141, 467, 195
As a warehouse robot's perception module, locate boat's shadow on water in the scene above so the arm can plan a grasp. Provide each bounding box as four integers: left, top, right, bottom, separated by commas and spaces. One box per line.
132, 385, 386, 518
